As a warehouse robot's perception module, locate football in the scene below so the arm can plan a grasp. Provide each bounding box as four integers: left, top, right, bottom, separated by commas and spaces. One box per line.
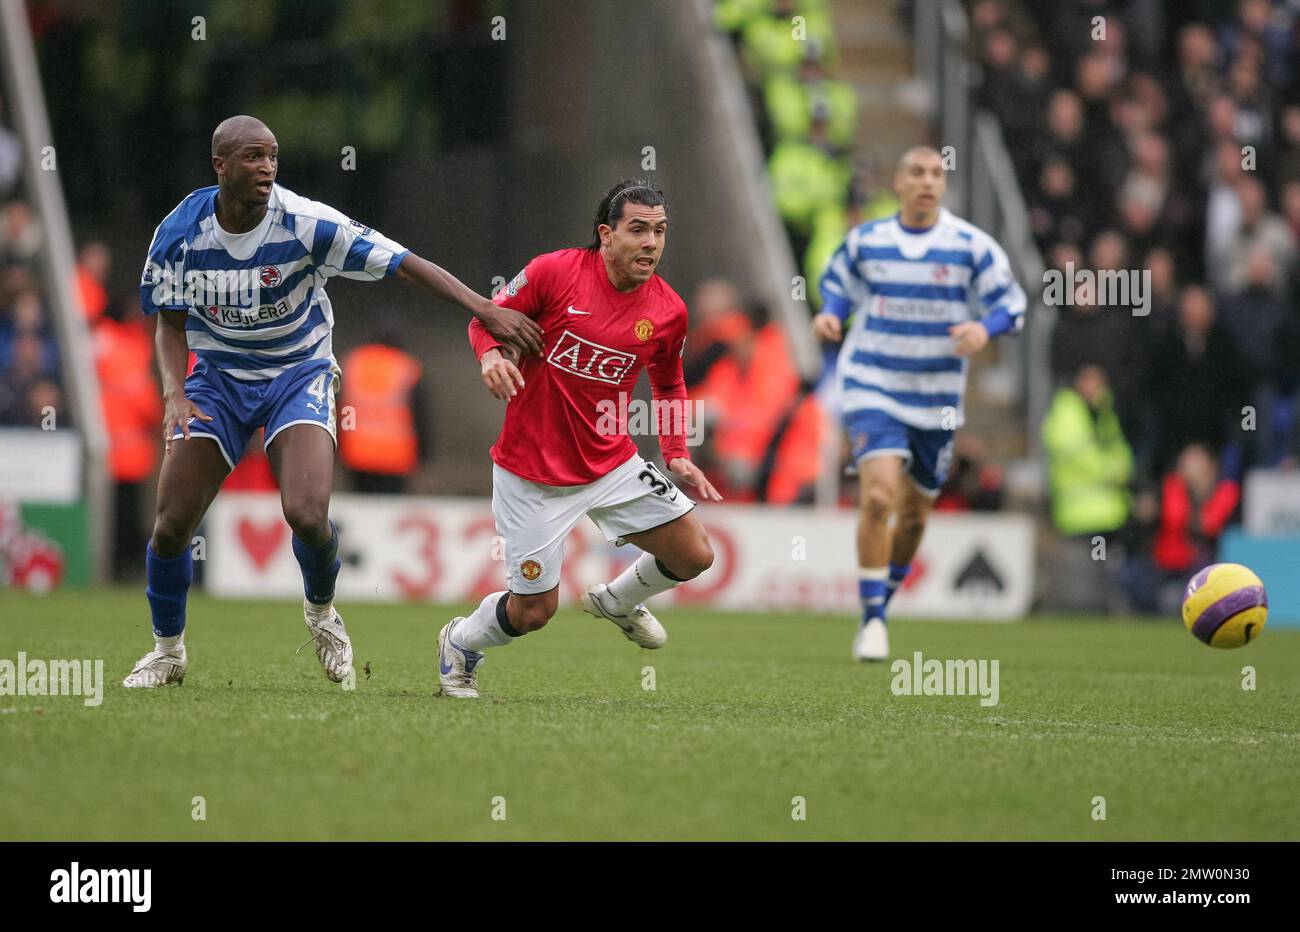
1181, 563, 1269, 649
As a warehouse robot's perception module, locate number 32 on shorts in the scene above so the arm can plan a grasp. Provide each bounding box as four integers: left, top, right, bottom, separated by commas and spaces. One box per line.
637, 462, 679, 502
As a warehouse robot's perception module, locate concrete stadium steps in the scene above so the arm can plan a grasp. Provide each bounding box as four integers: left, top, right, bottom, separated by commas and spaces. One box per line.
830, 0, 930, 164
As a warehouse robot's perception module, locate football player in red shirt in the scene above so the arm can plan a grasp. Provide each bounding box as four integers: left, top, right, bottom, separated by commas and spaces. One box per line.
439, 179, 722, 698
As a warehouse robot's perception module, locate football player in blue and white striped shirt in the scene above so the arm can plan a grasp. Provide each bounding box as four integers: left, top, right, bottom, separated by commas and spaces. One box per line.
123, 115, 543, 689
814, 146, 1026, 661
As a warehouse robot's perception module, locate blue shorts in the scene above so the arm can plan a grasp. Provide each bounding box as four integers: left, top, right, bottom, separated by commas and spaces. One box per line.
172, 358, 340, 469
843, 408, 955, 497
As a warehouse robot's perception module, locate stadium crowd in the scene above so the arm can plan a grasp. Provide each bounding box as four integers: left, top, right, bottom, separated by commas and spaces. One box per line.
0, 101, 61, 431
973, 0, 1300, 611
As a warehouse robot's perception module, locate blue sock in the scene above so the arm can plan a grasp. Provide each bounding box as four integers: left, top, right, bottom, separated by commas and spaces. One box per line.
146, 541, 193, 638
884, 562, 911, 607
292, 521, 340, 606
859, 568, 888, 626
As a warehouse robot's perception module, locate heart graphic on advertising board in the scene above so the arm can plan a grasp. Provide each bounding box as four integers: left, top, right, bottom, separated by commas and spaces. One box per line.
238, 517, 286, 571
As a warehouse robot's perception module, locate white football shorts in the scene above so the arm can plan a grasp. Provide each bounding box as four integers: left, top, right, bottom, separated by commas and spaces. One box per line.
491, 452, 696, 594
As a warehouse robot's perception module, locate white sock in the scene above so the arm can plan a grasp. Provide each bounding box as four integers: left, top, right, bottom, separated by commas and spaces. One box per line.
156, 633, 184, 653
605, 553, 680, 614
453, 591, 515, 652
305, 598, 334, 620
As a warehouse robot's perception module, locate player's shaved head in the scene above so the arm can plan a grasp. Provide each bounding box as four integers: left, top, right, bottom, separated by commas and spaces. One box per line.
897, 145, 942, 173
211, 115, 278, 221
212, 115, 274, 158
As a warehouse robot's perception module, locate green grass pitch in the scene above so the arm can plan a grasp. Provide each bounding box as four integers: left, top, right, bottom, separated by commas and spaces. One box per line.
2, 589, 1298, 840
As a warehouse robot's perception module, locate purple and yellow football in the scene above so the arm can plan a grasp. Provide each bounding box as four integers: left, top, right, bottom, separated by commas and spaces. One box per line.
1182, 563, 1268, 649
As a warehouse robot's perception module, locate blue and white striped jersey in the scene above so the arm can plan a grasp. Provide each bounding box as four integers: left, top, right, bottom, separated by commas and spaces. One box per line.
140, 183, 409, 381
819, 208, 1025, 429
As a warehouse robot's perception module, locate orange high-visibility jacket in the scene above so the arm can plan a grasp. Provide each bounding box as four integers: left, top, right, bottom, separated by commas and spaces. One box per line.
339, 344, 421, 475
93, 317, 161, 482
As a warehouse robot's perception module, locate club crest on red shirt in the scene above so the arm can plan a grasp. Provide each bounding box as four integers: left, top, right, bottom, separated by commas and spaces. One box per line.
634, 318, 654, 341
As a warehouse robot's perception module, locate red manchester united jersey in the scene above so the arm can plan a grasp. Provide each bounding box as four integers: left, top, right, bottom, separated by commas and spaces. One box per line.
468, 247, 690, 486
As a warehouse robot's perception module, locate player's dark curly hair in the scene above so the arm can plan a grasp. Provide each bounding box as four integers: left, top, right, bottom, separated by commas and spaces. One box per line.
587, 179, 667, 249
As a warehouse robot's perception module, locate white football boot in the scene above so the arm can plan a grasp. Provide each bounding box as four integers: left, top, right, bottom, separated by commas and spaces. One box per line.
852, 618, 890, 662
437, 618, 484, 699
122, 644, 188, 688
581, 583, 667, 649
299, 600, 354, 683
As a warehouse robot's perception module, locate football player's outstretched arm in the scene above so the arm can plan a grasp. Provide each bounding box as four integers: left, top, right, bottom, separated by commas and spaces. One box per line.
155, 309, 211, 455
395, 253, 544, 358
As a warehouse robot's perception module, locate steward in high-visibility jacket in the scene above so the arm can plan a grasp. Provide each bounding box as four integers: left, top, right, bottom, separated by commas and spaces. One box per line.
764, 72, 857, 149
93, 311, 161, 483
768, 135, 851, 235
1042, 366, 1133, 536
339, 342, 424, 488
741, 3, 837, 77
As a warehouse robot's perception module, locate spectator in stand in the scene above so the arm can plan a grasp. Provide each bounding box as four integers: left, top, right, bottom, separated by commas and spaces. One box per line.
0, 330, 55, 425
690, 313, 799, 500
1049, 231, 1145, 439
1280, 178, 1300, 243
1219, 0, 1292, 87
1029, 155, 1093, 248
739, 0, 836, 79
977, 28, 1041, 159
24, 378, 62, 430
1042, 363, 1133, 540
1228, 51, 1274, 151
1166, 22, 1222, 127
1116, 131, 1172, 257
1211, 174, 1296, 299
1074, 50, 1130, 199
769, 102, 852, 258
1131, 443, 1240, 615
714, 0, 770, 36
1274, 105, 1300, 187
92, 295, 161, 579
1141, 246, 1179, 351
77, 240, 111, 322
765, 46, 856, 152
1, 287, 59, 378
757, 383, 829, 505
1035, 89, 1089, 188
339, 330, 430, 494
767, 102, 851, 261
684, 279, 751, 388
1204, 139, 1246, 275
1148, 284, 1246, 476
1219, 247, 1300, 465
0, 199, 41, 268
